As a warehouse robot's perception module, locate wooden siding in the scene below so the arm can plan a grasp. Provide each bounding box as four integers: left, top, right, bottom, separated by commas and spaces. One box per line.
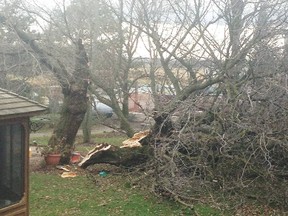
0, 89, 46, 216
0, 120, 29, 216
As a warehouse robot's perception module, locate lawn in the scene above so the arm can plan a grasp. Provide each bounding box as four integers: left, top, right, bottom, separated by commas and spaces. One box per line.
30, 129, 127, 147
30, 169, 223, 216
30, 171, 190, 216
29, 126, 285, 215
29, 131, 222, 216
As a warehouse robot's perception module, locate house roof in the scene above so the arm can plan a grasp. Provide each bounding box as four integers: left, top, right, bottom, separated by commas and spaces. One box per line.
0, 88, 47, 120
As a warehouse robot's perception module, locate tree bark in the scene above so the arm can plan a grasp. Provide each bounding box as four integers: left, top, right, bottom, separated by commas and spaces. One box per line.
82, 100, 92, 143
79, 143, 151, 169
49, 39, 90, 164
0, 16, 91, 164
79, 130, 151, 168
49, 81, 89, 164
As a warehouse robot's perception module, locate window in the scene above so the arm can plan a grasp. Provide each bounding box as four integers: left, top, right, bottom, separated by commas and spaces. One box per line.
0, 124, 24, 208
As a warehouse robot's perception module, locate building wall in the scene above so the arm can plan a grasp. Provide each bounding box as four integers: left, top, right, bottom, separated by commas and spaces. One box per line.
129, 92, 154, 112
0, 118, 29, 216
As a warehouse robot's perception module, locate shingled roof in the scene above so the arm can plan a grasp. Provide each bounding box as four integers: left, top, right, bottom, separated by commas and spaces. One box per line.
0, 88, 47, 120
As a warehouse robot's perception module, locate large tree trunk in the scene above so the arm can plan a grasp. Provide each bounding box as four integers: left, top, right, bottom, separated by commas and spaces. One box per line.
1, 18, 91, 164
49, 39, 90, 164
49, 82, 89, 164
79, 143, 151, 169
79, 130, 151, 168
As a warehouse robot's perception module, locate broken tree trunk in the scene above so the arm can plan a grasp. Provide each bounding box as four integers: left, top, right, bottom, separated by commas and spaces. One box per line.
4, 19, 91, 164
49, 39, 90, 164
79, 130, 151, 168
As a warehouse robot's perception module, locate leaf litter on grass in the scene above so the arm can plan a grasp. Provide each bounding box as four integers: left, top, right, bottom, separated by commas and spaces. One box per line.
30, 164, 197, 216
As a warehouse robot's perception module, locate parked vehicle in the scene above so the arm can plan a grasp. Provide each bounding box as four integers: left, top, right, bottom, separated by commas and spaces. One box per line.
92, 100, 113, 118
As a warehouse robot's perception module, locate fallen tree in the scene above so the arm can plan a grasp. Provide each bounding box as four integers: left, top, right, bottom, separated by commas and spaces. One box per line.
79, 130, 151, 168
143, 79, 288, 209
80, 76, 288, 210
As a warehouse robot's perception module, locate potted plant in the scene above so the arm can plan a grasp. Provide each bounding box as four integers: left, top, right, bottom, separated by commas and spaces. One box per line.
41, 144, 62, 165
40, 136, 82, 165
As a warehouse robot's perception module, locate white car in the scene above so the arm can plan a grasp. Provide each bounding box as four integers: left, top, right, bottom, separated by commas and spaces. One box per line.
92, 100, 113, 118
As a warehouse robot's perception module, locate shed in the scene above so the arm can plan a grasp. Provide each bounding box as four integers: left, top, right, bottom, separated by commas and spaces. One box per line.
0, 88, 46, 216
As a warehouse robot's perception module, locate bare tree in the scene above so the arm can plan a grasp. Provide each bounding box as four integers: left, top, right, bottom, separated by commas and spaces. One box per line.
43, 0, 145, 137
127, 0, 288, 209
2, 0, 288, 209
0, 2, 90, 164
89, 0, 145, 137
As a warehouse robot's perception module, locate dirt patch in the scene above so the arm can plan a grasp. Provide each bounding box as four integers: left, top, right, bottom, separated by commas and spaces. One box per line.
29, 121, 147, 172
29, 146, 45, 172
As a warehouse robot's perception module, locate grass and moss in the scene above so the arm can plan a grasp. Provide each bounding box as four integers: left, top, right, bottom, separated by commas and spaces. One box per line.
29, 130, 222, 216
30, 172, 194, 216
30, 129, 127, 147
29, 115, 286, 215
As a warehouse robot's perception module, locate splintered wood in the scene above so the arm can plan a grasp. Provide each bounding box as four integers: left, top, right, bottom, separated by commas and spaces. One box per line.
78, 143, 111, 167
61, 172, 77, 178
78, 130, 150, 169
120, 130, 150, 148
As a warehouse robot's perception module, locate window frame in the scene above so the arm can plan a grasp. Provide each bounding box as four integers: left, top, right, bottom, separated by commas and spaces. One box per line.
0, 120, 27, 209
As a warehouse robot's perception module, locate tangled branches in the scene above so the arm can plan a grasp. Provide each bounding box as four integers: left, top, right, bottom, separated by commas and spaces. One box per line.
148, 77, 288, 210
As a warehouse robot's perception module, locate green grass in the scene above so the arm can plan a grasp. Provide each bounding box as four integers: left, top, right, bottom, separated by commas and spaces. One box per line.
29, 130, 222, 215
30, 135, 50, 146
30, 172, 196, 216
30, 133, 127, 155
194, 204, 222, 216
30, 132, 127, 147
74, 133, 127, 147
